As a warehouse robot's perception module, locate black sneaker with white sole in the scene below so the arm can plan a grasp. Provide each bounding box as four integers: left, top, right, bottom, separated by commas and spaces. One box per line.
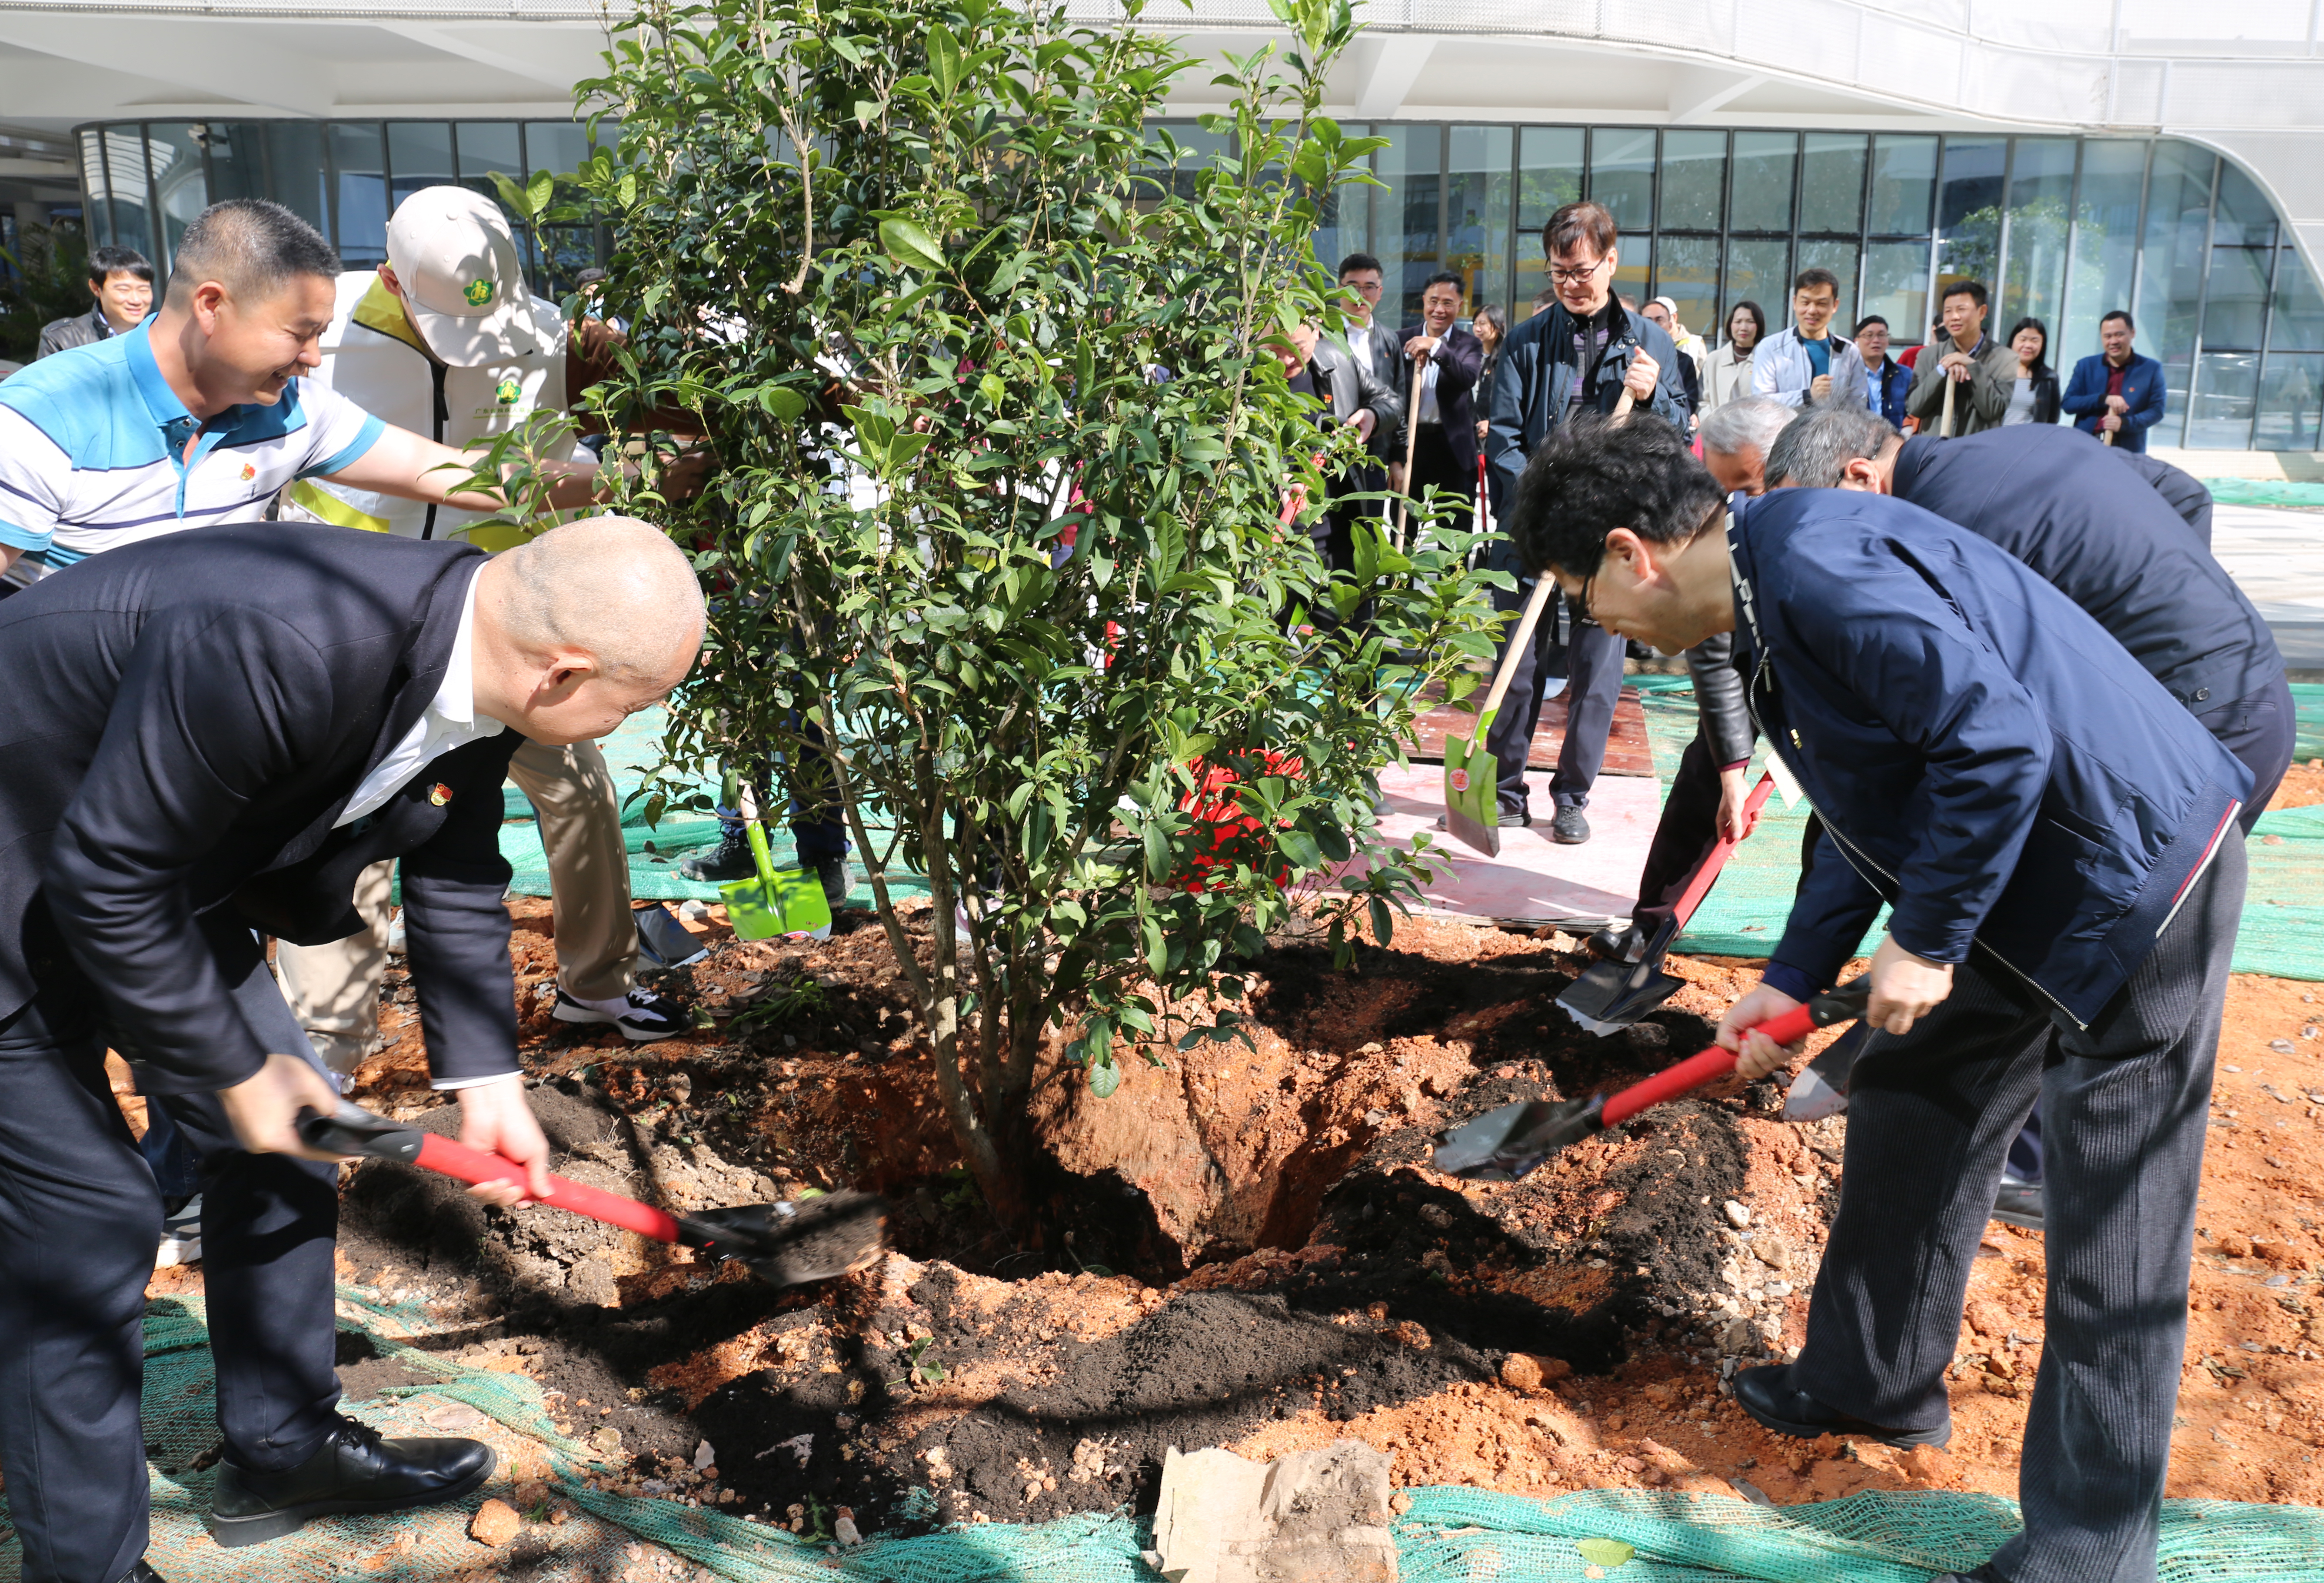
676, 829, 754, 883
552, 986, 688, 1041
812, 853, 851, 911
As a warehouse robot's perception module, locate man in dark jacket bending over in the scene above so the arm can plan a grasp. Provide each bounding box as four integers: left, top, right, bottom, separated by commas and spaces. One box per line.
1507, 414, 2246, 1583
0, 517, 703, 1583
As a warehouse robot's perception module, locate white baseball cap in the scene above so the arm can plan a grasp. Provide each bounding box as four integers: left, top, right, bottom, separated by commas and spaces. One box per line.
384, 185, 546, 367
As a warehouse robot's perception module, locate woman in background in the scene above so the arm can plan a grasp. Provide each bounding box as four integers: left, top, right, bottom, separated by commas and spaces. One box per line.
1472, 303, 1508, 453
1702, 300, 1764, 413
2003, 316, 2061, 426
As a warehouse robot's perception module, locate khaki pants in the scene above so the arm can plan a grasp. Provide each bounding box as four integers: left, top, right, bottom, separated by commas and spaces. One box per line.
275, 737, 639, 1076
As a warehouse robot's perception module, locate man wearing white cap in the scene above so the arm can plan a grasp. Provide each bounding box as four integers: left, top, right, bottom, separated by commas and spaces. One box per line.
276, 185, 695, 1062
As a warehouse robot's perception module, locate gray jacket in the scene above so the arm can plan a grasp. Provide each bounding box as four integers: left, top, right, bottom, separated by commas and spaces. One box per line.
1752, 326, 1868, 412
1904, 331, 2018, 436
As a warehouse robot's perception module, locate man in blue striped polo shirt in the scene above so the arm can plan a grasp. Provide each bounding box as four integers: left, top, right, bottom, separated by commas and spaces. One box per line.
0, 198, 608, 589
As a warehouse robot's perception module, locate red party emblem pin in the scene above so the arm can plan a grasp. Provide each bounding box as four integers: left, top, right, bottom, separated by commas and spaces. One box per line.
428, 783, 453, 806
240, 462, 256, 481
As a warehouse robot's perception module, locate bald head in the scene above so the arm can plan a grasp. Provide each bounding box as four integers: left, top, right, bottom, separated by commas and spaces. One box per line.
472, 517, 706, 745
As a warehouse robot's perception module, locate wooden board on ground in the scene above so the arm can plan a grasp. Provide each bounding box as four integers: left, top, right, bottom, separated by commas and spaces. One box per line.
1407, 683, 1655, 776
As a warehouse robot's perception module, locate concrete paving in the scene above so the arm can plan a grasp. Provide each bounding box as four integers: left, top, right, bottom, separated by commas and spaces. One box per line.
2212, 502, 2324, 668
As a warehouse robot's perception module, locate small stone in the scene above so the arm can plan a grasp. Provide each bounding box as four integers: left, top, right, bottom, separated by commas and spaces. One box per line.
1501, 1353, 1544, 1393
695, 1439, 715, 1470
2272, 1039, 2298, 1055
834, 1515, 862, 1546
1389, 1491, 1413, 1515
469, 1499, 523, 1546
2218, 1233, 2254, 1259
1723, 1200, 1751, 1229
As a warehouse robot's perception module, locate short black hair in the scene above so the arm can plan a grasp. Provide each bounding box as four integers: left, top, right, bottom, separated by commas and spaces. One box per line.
1337, 252, 1384, 279
1791, 266, 1841, 299
1422, 269, 1464, 296
1853, 313, 1888, 336
1505, 412, 1725, 580
166, 198, 340, 307
2101, 309, 2135, 333
1939, 278, 1989, 309
87, 245, 153, 288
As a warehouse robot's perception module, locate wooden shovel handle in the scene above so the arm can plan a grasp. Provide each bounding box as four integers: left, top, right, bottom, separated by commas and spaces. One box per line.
1393, 348, 1425, 543
1939, 367, 1957, 438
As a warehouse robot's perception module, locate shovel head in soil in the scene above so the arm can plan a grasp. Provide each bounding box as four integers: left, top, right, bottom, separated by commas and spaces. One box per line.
1432, 979, 1870, 1181
299, 1103, 886, 1287
1557, 772, 1777, 1035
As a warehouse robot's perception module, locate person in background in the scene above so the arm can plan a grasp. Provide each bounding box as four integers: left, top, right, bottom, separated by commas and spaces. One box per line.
1274, 319, 1404, 578
2001, 317, 2060, 427
2062, 309, 2168, 452
1696, 396, 1794, 499
1905, 279, 2014, 436
1897, 311, 1942, 372
1855, 315, 1910, 429
1701, 300, 1763, 413
1480, 198, 1688, 845
1335, 253, 1404, 483
1472, 303, 1508, 452
1397, 271, 1485, 522
1754, 267, 1867, 411
1642, 297, 1704, 428
1530, 286, 1559, 318
35, 245, 155, 361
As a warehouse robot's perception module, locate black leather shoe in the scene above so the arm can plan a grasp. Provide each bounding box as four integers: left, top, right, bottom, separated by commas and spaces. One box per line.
676, 828, 754, 882
1586, 924, 1644, 963
1731, 1364, 1951, 1449
118, 1563, 166, 1583
209, 1417, 495, 1547
1549, 806, 1591, 844
1991, 1179, 2044, 1233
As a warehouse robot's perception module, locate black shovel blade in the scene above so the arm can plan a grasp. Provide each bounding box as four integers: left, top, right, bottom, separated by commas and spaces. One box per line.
677, 1191, 890, 1287
1432, 1093, 1607, 1181
1555, 956, 1685, 1036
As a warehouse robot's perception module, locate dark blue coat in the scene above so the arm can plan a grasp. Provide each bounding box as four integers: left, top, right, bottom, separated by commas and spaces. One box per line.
1890, 424, 2274, 712
1729, 489, 2249, 1028
1485, 301, 1688, 520
2061, 350, 2167, 452
1867, 357, 1912, 429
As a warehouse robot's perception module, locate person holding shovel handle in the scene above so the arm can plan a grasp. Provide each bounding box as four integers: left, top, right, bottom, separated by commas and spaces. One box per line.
1504, 412, 2248, 1583
1477, 199, 1687, 844
0, 516, 703, 1583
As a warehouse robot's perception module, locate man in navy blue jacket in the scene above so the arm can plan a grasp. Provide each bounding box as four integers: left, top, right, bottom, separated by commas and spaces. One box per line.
2061, 309, 2168, 452
1505, 414, 2247, 1583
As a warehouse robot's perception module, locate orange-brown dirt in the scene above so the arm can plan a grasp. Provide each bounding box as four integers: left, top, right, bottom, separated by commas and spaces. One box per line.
2268, 758, 2324, 810
134, 897, 2324, 1536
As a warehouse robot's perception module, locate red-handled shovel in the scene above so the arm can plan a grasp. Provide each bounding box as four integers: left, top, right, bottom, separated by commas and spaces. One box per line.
1431, 979, 1870, 1181
300, 1102, 888, 1288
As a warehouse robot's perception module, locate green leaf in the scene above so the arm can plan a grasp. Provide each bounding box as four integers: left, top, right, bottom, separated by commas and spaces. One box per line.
1142, 819, 1172, 882
879, 219, 948, 273
526, 168, 556, 219
1278, 829, 1323, 871
1575, 1539, 1635, 1570
757, 385, 808, 420
926, 24, 963, 95
1368, 895, 1394, 948
1087, 1058, 1121, 1099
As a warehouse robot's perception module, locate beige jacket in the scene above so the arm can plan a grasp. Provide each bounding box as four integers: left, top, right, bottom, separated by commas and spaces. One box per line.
1702, 343, 1756, 412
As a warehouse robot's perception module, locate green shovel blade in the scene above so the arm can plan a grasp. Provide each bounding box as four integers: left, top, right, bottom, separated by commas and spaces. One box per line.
1442, 705, 1500, 842
718, 821, 834, 940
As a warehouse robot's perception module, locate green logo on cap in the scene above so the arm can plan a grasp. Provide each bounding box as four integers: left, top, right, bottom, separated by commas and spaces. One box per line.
464, 279, 495, 307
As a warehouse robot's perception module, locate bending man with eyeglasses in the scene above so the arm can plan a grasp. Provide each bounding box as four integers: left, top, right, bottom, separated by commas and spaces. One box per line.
1507, 410, 2246, 1583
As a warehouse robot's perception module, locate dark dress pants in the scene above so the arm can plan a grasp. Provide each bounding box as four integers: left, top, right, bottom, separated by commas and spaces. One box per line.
1790, 836, 2243, 1583
1405, 425, 1476, 545
1482, 545, 1625, 818
0, 917, 342, 1583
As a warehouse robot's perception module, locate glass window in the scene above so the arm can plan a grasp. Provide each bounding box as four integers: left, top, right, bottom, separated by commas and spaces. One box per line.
1935, 136, 2006, 296
79, 130, 112, 248
457, 122, 523, 209
2270, 246, 2324, 352
1375, 123, 1442, 327
2211, 162, 2277, 249
99, 127, 155, 262
2187, 349, 2257, 448
1729, 131, 1795, 233
1309, 124, 1371, 283
1862, 239, 1932, 348
2136, 140, 2215, 384
1999, 137, 2073, 336
2256, 353, 2324, 451
1725, 239, 1791, 322
145, 125, 209, 268
1611, 235, 1651, 311
526, 121, 602, 180
386, 122, 456, 208
2064, 140, 2145, 366
1868, 134, 1937, 235
328, 123, 389, 266
1446, 125, 1513, 320
1588, 128, 1654, 238
1515, 126, 1585, 279
1796, 239, 1858, 320
1658, 130, 1725, 232
1653, 234, 1721, 341
1799, 133, 1865, 234
2202, 246, 2272, 350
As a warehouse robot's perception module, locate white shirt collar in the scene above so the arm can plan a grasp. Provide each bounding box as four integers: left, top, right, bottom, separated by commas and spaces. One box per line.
332, 563, 503, 828
435, 562, 492, 732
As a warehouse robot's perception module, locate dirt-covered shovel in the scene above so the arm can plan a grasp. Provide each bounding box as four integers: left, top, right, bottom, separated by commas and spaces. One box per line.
1432, 980, 1870, 1181
300, 1102, 888, 1287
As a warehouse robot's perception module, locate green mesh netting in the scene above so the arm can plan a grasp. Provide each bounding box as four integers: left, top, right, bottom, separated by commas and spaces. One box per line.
2204, 478, 2324, 509
1635, 677, 2324, 981
18, 1289, 2324, 1582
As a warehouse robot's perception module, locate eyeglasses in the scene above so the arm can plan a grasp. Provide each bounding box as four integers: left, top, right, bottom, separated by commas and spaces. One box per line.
1547, 257, 1611, 287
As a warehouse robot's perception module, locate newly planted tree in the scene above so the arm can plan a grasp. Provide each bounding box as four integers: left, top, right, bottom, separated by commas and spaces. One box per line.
569, 0, 1502, 1235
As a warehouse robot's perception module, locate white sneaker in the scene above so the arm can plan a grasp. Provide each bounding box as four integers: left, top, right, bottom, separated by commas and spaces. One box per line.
551, 986, 689, 1041
156, 1194, 203, 1267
